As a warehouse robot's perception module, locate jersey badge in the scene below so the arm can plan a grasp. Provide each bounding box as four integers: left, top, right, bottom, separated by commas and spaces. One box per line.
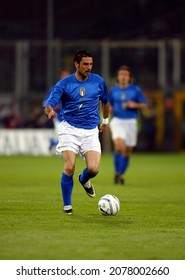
121, 93, 126, 100
80, 88, 86, 96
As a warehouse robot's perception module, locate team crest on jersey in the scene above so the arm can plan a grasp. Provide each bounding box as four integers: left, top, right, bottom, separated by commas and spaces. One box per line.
80, 88, 86, 96
121, 93, 126, 100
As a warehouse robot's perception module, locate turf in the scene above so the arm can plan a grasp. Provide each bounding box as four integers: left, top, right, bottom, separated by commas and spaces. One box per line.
0, 153, 185, 260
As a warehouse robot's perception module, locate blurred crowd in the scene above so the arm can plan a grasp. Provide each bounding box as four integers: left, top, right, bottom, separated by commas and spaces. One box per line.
0, 98, 53, 129
0, 70, 72, 129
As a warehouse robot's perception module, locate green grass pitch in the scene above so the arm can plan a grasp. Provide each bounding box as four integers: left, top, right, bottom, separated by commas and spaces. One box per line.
0, 153, 185, 260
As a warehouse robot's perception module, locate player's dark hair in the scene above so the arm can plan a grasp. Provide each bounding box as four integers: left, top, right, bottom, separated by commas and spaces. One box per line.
117, 65, 135, 84
74, 49, 92, 63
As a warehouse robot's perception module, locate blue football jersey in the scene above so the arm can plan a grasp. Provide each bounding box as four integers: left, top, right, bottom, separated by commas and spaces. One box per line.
44, 73, 109, 129
44, 87, 63, 122
110, 84, 147, 119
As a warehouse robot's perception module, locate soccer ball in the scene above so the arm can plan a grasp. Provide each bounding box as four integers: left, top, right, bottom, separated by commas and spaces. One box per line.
98, 194, 120, 216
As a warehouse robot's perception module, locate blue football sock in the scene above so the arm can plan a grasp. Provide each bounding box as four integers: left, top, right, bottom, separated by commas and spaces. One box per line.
120, 156, 129, 175
114, 153, 123, 174
52, 139, 59, 146
49, 139, 58, 150
61, 173, 73, 207
79, 167, 97, 185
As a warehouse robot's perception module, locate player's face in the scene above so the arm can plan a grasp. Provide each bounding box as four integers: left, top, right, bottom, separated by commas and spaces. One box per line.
117, 70, 131, 86
75, 57, 93, 79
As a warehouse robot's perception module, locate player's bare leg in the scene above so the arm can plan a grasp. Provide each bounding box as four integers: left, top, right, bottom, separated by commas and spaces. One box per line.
63, 150, 76, 175
85, 150, 101, 175
123, 146, 133, 158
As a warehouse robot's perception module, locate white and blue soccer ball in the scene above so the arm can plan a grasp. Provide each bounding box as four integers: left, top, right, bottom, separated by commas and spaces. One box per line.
98, 194, 120, 216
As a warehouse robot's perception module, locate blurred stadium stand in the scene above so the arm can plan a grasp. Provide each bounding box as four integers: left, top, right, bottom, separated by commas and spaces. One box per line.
0, 39, 185, 153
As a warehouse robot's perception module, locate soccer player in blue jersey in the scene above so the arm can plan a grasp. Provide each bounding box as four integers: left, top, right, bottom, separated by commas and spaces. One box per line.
109, 66, 147, 185
44, 50, 109, 214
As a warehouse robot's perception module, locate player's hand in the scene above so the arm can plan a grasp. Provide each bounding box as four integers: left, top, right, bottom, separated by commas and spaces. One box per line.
44, 106, 57, 119
99, 123, 108, 133
48, 109, 57, 119
126, 100, 138, 109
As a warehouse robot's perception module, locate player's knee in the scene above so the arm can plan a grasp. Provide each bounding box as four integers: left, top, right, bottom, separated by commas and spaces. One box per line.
124, 148, 133, 158
88, 166, 99, 177
64, 162, 75, 175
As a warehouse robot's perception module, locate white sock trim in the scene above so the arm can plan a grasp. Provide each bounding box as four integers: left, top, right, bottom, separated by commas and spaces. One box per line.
64, 205, 72, 210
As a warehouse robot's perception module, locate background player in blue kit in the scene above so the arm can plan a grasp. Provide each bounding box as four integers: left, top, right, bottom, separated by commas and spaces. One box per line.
109, 66, 147, 185
44, 50, 109, 214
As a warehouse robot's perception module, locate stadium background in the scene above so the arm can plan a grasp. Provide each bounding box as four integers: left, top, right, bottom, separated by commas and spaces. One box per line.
0, 0, 185, 154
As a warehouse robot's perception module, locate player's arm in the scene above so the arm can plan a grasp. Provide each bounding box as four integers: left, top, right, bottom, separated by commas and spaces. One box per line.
43, 83, 63, 119
102, 102, 109, 119
126, 100, 147, 109
99, 102, 109, 132
126, 86, 147, 109
109, 103, 114, 115
99, 79, 110, 132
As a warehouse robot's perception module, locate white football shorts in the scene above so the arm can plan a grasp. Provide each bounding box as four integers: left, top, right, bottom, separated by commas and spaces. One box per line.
110, 117, 137, 147
56, 120, 101, 157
